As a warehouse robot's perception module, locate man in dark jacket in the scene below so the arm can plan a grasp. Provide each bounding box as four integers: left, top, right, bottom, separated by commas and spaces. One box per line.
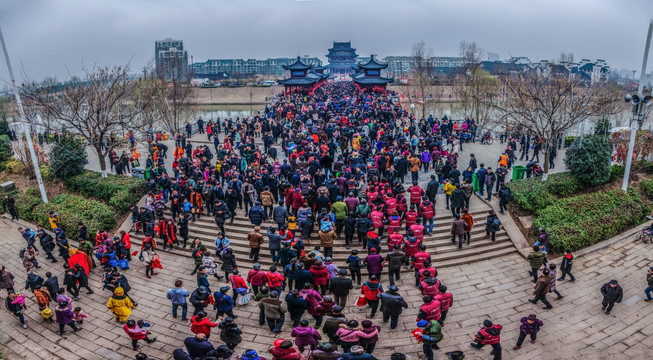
272, 200, 288, 229
248, 201, 267, 226
558, 249, 576, 282
600, 280, 623, 315
285, 289, 309, 327
184, 333, 215, 359
385, 245, 408, 286
377, 284, 408, 329
322, 305, 347, 344
498, 184, 512, 214
37, 228, 58, 263
484, 168, 497, 201
343, 212, 357, 249
44, 272, 59, 299
476, 165, 487, 196
24, 271, 44, 292
529, 268, 553, 309
328, 269, 353, 308
425, 175, 439, 203
190, 286, 210, 316
355, 216, 373, 248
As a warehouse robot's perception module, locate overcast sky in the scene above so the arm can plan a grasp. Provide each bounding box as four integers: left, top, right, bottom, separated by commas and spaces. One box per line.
0, 0, 651, 83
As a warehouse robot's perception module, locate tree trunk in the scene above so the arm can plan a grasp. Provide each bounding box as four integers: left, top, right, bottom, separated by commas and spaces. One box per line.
96, 145, 108, 178
542, 148, 549, 181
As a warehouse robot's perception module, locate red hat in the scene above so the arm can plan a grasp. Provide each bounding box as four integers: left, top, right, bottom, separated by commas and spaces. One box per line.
274, 339, 286, 347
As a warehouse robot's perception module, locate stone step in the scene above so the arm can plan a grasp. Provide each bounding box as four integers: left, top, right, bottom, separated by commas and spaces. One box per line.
129, 232, 511, 269
435, 245, 519, 268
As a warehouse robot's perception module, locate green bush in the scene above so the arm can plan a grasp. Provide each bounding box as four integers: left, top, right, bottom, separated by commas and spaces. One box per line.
34, 194, 115, 238
48, 136, 87, 179
640, 179, 653, 199
636, 161, 653, 174
609, 165, 625, 182
65, 171, 146, 213
14, 188, 43, 220
564, 135, 612, 186
534, 189, 650, 252
543, 172, 582, 197
507, 177, 556, 214
0, 135, 12, 162
4, 158, 26, 174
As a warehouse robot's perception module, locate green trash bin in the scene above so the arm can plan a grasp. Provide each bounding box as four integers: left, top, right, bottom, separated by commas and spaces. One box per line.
472, 172, 479, 192
512, 165, 527, 181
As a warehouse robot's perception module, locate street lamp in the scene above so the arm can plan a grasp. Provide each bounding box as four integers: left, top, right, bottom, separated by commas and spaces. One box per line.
622, 20, 653, 192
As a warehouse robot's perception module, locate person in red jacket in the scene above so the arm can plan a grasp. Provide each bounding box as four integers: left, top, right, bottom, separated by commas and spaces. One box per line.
229, 270, 248, 303
405, 206, 418, 231
416, 295, 442, 323
123, 319, 156, 350
412, 245, 431, 286
309, 260, 330, 295
190, 311, 218, 339
247, 263, 267, 295
408, 182, 423, 206
419, 196, 436, 234
470, 320, 503, 360
266, 266, 285, 294
120, 230, 132, 260
434, 285, 453, 326
269, 340, 302, 360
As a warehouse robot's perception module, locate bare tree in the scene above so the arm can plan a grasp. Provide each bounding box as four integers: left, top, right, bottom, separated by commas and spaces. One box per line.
154, 56, 196, 134
410, 41, 434, 118
455, 41, 499, 129
21, 64, 151, 177
492, 66, 621, 179
558, 52, 575, 65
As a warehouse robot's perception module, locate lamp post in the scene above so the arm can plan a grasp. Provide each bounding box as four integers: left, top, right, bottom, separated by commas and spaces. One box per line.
0, 22, 48, 203
622, 20, 653, 192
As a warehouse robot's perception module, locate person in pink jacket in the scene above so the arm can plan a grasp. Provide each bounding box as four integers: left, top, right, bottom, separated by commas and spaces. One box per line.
335, 320, 379, 353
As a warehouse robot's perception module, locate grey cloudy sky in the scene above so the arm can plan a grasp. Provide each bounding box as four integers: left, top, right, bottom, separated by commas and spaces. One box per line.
0, 0, 651, 82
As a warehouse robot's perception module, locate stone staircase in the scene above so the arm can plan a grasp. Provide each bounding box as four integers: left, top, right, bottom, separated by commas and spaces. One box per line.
129, 195, 517, 271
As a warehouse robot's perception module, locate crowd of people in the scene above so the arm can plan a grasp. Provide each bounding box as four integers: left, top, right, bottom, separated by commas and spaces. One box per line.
2, 81, 645, 360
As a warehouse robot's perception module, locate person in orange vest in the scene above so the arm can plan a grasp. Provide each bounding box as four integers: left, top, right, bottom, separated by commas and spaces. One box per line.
470, 320, 503, 360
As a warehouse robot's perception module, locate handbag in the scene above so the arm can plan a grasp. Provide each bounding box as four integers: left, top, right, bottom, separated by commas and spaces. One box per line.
356, 295, 368, 307
236, 292, 251, 305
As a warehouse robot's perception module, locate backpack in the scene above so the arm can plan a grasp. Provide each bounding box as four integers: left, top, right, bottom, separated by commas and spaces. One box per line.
492, 218, 501, 229
118, 259, 130, 270
19, 248, 26, 258
500, 188, 512, 201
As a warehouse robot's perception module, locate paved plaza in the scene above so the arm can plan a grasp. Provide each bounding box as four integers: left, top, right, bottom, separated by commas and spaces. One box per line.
1, 206, 652, 359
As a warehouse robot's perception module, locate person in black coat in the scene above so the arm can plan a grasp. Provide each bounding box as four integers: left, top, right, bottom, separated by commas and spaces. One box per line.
44, 272, 60, 299
3, 195, 18, 220
425, 175, 439, 203
190, 286, 211, 316
285, 289, 309, 327
355, 216, 373, 248
183, 334, 215, 359
343, 212, 357, 249
329, 269, 353, 308
24, 271, 44, 292
38, 229, 58, 263
74, 264, 93, 294
600, 280, 623, 315
293, 264, 314, 291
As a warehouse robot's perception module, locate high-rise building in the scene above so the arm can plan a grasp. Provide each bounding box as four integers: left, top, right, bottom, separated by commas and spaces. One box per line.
155, 38, 189, 79
192, 57, 322, 79
326, 42, 358, 75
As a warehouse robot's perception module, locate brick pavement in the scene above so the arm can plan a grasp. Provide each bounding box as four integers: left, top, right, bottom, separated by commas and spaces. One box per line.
0, 210, 652, 359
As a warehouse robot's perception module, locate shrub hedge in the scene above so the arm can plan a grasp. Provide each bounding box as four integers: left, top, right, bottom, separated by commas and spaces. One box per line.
640, 179, 653, 200
507, 172, 581, 214
533, 189, 651, 252
65, 171, 146, 213
14, 188, 43, 220
34, 194, 116, 238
